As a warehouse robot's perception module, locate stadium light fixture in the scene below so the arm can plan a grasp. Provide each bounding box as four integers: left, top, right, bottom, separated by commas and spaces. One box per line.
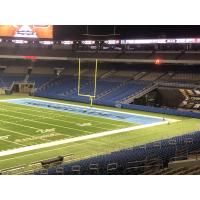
23, 55, 37, 61
155, 59, 161, 65
121, 38, 200, 44
82, 40, 95, 45
104, 40, 120, 45
39, 41, 53, 45
12, 40, 28, 44
61, 41, 73, 45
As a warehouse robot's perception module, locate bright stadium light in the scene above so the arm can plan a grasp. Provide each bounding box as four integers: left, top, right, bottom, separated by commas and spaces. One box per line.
102, 46, 109, 50
155, 59, 161, 65
121, 38, 200, 44
61, 41, 73, 45
104, 40, 120, 45
23, 55, 37, 61
82, 40, 95, 45
12, 40, 28, 44
134, 39, 156, 44
90, 45, 97, 50
39, 41, 53, 45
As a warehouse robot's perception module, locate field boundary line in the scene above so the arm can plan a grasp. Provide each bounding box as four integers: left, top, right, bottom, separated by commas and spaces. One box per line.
0, 121, 168, 157
0, 140, 96, 165
28, 98, 176, 120
0, 97, 179, 123
1, 102, 127, 128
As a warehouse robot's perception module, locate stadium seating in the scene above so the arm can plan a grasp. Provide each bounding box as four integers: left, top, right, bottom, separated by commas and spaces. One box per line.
34, 75, 150, 105
29, 75, 54, 88
140, 72, 164, 81
172, 73, 200, 82
2, 37, 200, 176
1, 64, 200, 117
0, 74, 25, 88
33, 131, 200, 175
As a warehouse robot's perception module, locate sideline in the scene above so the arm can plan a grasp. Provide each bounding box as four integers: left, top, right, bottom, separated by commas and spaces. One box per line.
0, 121, 169, 157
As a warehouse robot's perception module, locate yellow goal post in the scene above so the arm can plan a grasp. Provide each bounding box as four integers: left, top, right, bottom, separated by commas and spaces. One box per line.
78, 58, 98, 107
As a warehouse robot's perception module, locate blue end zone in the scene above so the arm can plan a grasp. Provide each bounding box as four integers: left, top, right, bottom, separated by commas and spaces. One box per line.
4, 98, 165, 125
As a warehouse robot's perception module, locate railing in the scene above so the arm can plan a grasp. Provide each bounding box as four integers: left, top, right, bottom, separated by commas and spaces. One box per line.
37, 76, 59, 91
120, 82, 158, 104
120, 81, 200, 104
1, 130, 199, 175
24, 74, 30, 82
0, 154, 74, 175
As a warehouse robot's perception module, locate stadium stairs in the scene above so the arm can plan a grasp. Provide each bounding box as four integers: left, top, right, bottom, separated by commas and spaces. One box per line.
95, 80, 149, 105
0, 65, 194, 118
24, 74, 30, 83
120, 82, 159, 104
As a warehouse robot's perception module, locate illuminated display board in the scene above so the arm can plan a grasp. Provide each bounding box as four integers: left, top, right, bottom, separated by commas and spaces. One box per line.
0, 25, 53, 39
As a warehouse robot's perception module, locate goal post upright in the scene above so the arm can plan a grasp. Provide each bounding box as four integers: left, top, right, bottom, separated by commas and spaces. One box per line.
94, 58, 98, 97
77, 58, 98, 107
78, 58, 81, 96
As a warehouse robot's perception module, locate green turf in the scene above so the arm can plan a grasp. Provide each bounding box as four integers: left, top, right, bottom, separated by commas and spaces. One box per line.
0, 100, 134, 151
0, 94, 199, 173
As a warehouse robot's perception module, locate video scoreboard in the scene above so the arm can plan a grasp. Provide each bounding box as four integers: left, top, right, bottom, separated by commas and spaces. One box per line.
0, 25, 53, 39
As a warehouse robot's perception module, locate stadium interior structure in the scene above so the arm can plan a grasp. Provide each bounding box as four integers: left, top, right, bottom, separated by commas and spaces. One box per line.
1, 37, 200, 175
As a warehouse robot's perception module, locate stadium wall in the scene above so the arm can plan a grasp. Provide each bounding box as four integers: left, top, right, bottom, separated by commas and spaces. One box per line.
121, 104, 200, 119
33, 91, 200, 118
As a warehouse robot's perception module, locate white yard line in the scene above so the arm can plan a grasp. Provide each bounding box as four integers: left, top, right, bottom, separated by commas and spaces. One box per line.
0, 98, 180, 159
1, 97, 175, 121
0, 112, 91, 134
27, 98, 174, 120
0, 126, 34, 138
0, 139, 25, 147
0, 104, 116, 131
0, 118, 39, 131
0, 112, 74, 139
1, 101, 127, 127
0, 135, 9, 140
0, 126, 69, 143
0, 119, 53, 142
0, 121, 169, 157
0, 117, 72, 141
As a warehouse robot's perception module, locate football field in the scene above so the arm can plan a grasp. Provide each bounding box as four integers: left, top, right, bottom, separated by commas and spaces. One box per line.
0, 95, 199, 174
